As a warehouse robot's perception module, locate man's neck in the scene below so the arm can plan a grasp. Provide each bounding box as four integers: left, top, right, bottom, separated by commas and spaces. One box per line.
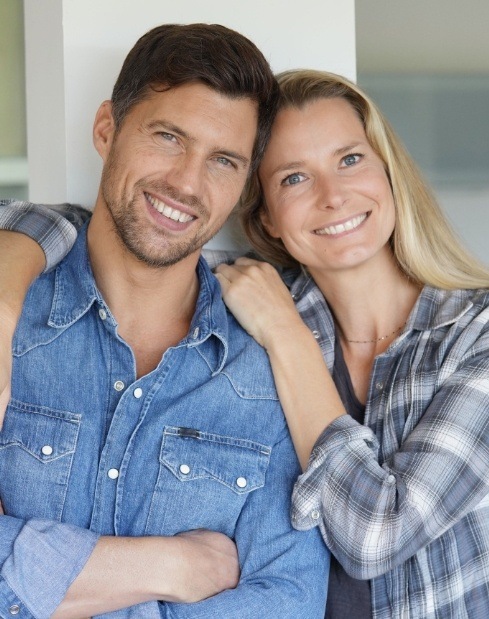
87, 209, 201, 378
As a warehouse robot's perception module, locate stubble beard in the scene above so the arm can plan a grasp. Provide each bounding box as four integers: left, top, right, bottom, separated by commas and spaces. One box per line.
100, 152, 221, 269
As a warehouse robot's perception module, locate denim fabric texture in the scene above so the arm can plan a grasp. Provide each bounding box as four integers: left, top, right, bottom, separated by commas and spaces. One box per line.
0, 224, 328, 618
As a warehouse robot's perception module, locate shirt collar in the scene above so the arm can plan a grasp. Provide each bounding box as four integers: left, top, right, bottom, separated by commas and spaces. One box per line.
49, 224, 229, 372
407, 285, 477, 331
284, 267, 478, 334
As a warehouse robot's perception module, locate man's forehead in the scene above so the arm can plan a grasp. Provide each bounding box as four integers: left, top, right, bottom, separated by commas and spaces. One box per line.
130, 83, 258, 148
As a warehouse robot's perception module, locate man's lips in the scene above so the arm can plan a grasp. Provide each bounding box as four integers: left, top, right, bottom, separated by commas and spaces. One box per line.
145, 192, 196, 224
314, 212, 368, 236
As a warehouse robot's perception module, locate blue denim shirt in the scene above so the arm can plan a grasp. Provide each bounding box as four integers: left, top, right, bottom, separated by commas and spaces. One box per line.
0, 225, 328, 618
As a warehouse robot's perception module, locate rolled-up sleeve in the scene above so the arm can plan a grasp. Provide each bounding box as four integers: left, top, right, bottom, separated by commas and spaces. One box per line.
0, 200, 87, 271
292, 329, 489, 580
0, 517, 98, 619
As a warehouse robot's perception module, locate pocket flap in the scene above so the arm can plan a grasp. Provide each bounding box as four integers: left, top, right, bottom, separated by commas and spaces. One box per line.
0, 399, 80, 462
160, 426, 271, 494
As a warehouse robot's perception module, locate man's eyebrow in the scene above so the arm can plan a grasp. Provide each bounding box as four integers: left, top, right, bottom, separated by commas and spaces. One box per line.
146, 120, 250, 168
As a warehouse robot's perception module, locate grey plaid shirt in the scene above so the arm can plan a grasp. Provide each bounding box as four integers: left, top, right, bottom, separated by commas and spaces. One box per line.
3, 201, 489, 618
0, 200, 90, 271
287, 269, 489, 619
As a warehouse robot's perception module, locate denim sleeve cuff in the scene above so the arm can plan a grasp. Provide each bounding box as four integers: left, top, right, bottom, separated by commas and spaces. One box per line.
0, 519, 99, 618
0, 200, 77, 272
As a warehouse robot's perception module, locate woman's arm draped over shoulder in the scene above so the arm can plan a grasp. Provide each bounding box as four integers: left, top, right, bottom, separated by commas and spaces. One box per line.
215, 257, 346, 469
217, 259, 489, 580
0, 201, 87, 423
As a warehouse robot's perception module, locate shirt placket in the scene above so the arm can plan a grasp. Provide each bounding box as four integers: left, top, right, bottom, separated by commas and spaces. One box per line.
89, 311, 140, 535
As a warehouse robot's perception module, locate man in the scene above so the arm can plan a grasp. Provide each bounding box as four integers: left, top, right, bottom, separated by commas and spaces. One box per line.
0, 23, 328, 618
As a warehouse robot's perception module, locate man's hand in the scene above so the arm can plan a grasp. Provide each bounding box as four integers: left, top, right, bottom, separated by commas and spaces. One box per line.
170, 529, 240, 602
52, 530, 239, 618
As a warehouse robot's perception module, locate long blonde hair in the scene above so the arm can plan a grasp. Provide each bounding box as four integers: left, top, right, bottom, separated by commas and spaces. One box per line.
239, 69, 489, 289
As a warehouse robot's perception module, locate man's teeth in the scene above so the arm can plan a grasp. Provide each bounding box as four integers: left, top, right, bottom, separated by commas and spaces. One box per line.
315, 213, 367, 236
146, 194, 194, 223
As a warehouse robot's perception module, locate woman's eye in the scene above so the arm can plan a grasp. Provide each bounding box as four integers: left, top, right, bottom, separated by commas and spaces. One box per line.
342, 153, 362, 167
282, 172, 305, 186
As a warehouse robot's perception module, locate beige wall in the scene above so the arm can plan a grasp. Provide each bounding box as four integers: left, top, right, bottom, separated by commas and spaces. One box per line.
0, 0, 26, 156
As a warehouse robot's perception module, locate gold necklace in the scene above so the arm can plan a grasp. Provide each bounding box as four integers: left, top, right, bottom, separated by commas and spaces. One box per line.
344, 323, 405, 344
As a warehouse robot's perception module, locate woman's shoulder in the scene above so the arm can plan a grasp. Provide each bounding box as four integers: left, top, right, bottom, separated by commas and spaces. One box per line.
414, 286, 489, 332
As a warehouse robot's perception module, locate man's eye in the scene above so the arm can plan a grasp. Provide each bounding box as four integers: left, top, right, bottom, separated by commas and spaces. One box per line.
158, 132, 177, 142
282, 173, 305, 186
216, 156, 232, 167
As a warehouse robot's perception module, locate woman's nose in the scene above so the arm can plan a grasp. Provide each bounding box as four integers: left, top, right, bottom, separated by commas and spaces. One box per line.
317, 174, 347, 210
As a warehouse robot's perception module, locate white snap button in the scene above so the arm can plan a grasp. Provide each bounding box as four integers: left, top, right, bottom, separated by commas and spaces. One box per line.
108, 468, 119, 479
236, 477, 247, 488
387, 474, 396, 483
311, 509, 321, 520
312, 330, 320, 339
192, 327, 200, 339
114, 380, 125, 391
179, 464, 190, 475
133, 387, 143, 398
376, 381, 384, 390
9, 605, 20, 616
41, 445, 53, 456
99, 308, 107, 320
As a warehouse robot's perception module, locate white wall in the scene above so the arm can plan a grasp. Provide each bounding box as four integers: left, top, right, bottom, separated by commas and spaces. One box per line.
24, 0, 356, 208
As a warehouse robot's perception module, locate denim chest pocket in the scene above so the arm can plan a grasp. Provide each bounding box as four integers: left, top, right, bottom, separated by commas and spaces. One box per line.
0, 399, 80, 520
145, 426, 271, 536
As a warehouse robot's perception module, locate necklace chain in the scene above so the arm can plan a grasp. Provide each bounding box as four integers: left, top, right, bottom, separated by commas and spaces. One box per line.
344, 323, 405, 344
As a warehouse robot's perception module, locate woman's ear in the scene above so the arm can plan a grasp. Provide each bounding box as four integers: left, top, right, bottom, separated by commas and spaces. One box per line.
259, 208, 281, 239
93, 101, 115, 161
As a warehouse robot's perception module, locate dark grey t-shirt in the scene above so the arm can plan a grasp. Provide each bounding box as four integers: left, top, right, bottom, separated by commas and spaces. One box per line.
325, 332, 372, 619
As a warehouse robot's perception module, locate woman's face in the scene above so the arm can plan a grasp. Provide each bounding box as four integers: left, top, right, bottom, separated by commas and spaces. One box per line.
258, 97, 396, 278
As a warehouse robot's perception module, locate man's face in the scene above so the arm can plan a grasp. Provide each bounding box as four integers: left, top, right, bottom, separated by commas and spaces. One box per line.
94, 82, 258, 268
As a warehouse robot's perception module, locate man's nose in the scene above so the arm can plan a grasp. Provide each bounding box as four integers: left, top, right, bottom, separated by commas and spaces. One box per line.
166, 152, 205, 198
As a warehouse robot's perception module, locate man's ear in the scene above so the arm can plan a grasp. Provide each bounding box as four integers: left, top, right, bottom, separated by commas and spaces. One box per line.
93, 101, 116, 161
259, 208, 281, 239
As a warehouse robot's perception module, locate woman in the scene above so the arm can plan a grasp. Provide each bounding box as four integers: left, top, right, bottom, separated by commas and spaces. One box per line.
1, 70, 489, 618
214, 70, 489, 618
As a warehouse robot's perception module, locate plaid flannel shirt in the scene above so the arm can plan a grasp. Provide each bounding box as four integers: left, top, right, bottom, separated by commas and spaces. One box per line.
0, 200, 90, 271
287, 270, 489, 619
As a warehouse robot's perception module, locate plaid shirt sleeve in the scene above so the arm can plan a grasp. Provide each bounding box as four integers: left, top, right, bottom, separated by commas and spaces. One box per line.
0, 200, 90, 271
291, 304, 489, 581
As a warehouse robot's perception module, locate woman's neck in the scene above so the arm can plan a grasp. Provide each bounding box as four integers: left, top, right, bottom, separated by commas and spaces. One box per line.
310, 251, 421, 348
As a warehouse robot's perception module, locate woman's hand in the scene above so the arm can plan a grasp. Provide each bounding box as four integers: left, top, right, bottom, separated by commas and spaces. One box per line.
0, 312, 13, 429
215, 258, 304, 349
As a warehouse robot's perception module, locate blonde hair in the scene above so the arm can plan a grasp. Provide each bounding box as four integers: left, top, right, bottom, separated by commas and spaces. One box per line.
239, 69, 489, 289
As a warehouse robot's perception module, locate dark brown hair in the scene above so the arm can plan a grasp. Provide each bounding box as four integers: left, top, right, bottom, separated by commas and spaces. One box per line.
111, 23, 279, 171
